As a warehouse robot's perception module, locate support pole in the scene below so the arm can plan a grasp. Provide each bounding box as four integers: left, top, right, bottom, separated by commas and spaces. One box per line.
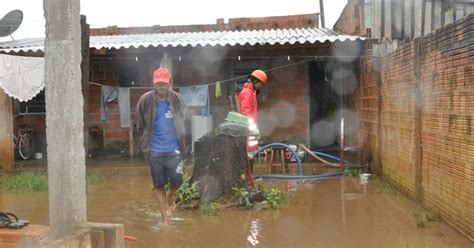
44, 0, 86, 241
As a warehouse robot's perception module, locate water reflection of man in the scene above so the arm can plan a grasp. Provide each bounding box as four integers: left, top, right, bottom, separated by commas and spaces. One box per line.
135, 67, 187, 225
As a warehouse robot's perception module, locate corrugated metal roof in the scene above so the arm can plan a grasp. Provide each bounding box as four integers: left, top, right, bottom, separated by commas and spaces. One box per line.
0, 28, 364, 53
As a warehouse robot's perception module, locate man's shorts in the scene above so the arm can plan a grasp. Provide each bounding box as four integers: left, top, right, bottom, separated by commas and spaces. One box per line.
148, 150, 184, 189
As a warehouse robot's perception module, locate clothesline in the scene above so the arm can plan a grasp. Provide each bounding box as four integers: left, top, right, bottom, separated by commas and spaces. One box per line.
0, 55, 371, 84
88, 57, 323, 89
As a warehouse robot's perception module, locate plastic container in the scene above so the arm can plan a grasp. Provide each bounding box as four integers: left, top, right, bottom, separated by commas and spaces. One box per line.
359, 173, 371, 185
225, 111, 251, 124
35, 152, 43, 160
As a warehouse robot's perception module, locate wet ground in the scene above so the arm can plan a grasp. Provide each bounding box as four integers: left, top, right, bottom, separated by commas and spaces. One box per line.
1, 159, 472, 247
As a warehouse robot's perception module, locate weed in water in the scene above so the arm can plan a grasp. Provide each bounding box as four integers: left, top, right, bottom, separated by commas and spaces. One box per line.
372, 177, 401, 195
201, 201, 221, 216
263, 188, 288, 209
416, 217, 427, 228
369, 161, 379, 175
1, 170, 48, 192
233, 187, 252, 209
344, 168, 361, 177
86, 170, 105, 186
176, 176, 199, 205
425, 210, 441, 222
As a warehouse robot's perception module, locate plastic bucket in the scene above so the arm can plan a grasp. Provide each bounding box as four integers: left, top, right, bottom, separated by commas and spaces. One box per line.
35, 153, 43, 160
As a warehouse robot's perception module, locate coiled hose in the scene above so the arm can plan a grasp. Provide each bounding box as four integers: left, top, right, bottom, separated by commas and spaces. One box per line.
251, 143, 344, 180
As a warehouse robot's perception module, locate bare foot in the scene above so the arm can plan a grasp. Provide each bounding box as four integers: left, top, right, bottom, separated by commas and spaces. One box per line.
168, 202, 177, 213
162, 216, 169, 226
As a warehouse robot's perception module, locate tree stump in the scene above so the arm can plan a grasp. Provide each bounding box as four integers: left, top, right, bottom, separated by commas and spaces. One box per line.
192, 127, 249, 204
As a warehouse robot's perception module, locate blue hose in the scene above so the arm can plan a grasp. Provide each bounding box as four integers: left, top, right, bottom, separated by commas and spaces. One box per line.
312, 151, 350, 164
251, 143, 345, 181
254, 171, 343, 180
252, 143, 303, 176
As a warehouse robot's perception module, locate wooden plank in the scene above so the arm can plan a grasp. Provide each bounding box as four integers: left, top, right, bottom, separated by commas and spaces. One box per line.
373, 0, 382, 40
375, 58, 383, 174
85, 222, 124, 248
0, 89, 14, 171
434, 1, 442, 30
129, 121, 134, 157
90, 230, 106, 248
81, 15, 90, 156
424, 1, 432, 35
414, 0, 424, 38
0, 224, 49, 246
421, 0, 427, 36
414, 38, 423, 204
235, 95, 241, 113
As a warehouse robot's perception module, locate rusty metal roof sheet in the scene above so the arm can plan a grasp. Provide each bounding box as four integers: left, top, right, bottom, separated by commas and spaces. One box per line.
0, 28, 364, 53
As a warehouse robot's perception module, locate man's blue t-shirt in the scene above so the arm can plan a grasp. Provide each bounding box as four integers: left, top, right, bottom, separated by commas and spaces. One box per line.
150, 100, 179, 152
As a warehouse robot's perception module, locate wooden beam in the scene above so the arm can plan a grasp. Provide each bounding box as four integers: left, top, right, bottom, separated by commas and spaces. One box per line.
0, 89, 14, 171
375, 58, 383, 176
414, 38, 423, 204
81, 15, 90, 156
421, 0, 427, 36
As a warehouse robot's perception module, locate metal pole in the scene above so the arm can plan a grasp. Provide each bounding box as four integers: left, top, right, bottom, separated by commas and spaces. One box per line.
340, 64, 345, 170
319, 0, 326, 28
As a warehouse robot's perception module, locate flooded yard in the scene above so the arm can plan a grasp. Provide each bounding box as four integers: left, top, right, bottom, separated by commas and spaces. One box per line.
1, 159, 472, 247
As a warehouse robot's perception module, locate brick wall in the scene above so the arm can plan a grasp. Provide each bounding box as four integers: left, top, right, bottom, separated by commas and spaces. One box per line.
356, 14, 474, 239
88, 54, 310, 152
357, 56, 379, 161
260, 60, 308, 143
334, 0, 362, 35
88, 58, 151, 151
91, 13, 319, 36
419, 15, 473, 239
380, 42, 417, 197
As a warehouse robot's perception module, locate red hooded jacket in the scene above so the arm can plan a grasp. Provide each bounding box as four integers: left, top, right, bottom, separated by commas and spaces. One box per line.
238, 82, 257, 120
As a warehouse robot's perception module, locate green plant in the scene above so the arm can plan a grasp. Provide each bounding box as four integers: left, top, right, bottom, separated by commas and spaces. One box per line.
164, 181, 171, 192
416, 217, 427, 228
264, 188, 288, 209
344, 168, 361, 177
176, 177, 199, 205
369, 161, 379, 175
372, 178, 401, 195
233, 187, 252, 209
425, 210, 441, 222
1, 171, 48, 192
86, 170, 105, 185
201, 201, 221, 216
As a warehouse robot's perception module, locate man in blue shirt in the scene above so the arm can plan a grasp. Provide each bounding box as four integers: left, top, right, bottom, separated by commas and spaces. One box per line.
135, 67, 187, 225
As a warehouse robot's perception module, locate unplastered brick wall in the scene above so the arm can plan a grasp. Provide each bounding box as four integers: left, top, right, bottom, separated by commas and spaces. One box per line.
260, 60, 308, 143
356, 56, 379, 162
380, 41, 417, 198
334, 0, 362, 35
419, 15, 473, 239
356, 14, 474, 239
88, 59, 149, 151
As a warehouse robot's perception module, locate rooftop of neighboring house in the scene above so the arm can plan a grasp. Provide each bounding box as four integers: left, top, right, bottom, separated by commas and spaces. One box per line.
90, 13, 320, 36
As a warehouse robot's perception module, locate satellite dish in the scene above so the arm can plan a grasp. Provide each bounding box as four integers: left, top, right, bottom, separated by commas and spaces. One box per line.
0, 10, 23, 38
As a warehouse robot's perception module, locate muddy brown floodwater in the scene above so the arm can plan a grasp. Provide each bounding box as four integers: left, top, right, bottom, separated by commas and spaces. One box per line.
1, 160, 472, 247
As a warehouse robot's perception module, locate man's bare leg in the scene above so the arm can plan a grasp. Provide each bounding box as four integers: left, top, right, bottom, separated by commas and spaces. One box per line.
155, 188, 168, 225
166, 185, 178, 212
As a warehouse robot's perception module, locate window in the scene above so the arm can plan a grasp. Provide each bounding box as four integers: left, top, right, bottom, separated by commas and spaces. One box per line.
19, 90, 45, 114
118, 65, 140, 87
